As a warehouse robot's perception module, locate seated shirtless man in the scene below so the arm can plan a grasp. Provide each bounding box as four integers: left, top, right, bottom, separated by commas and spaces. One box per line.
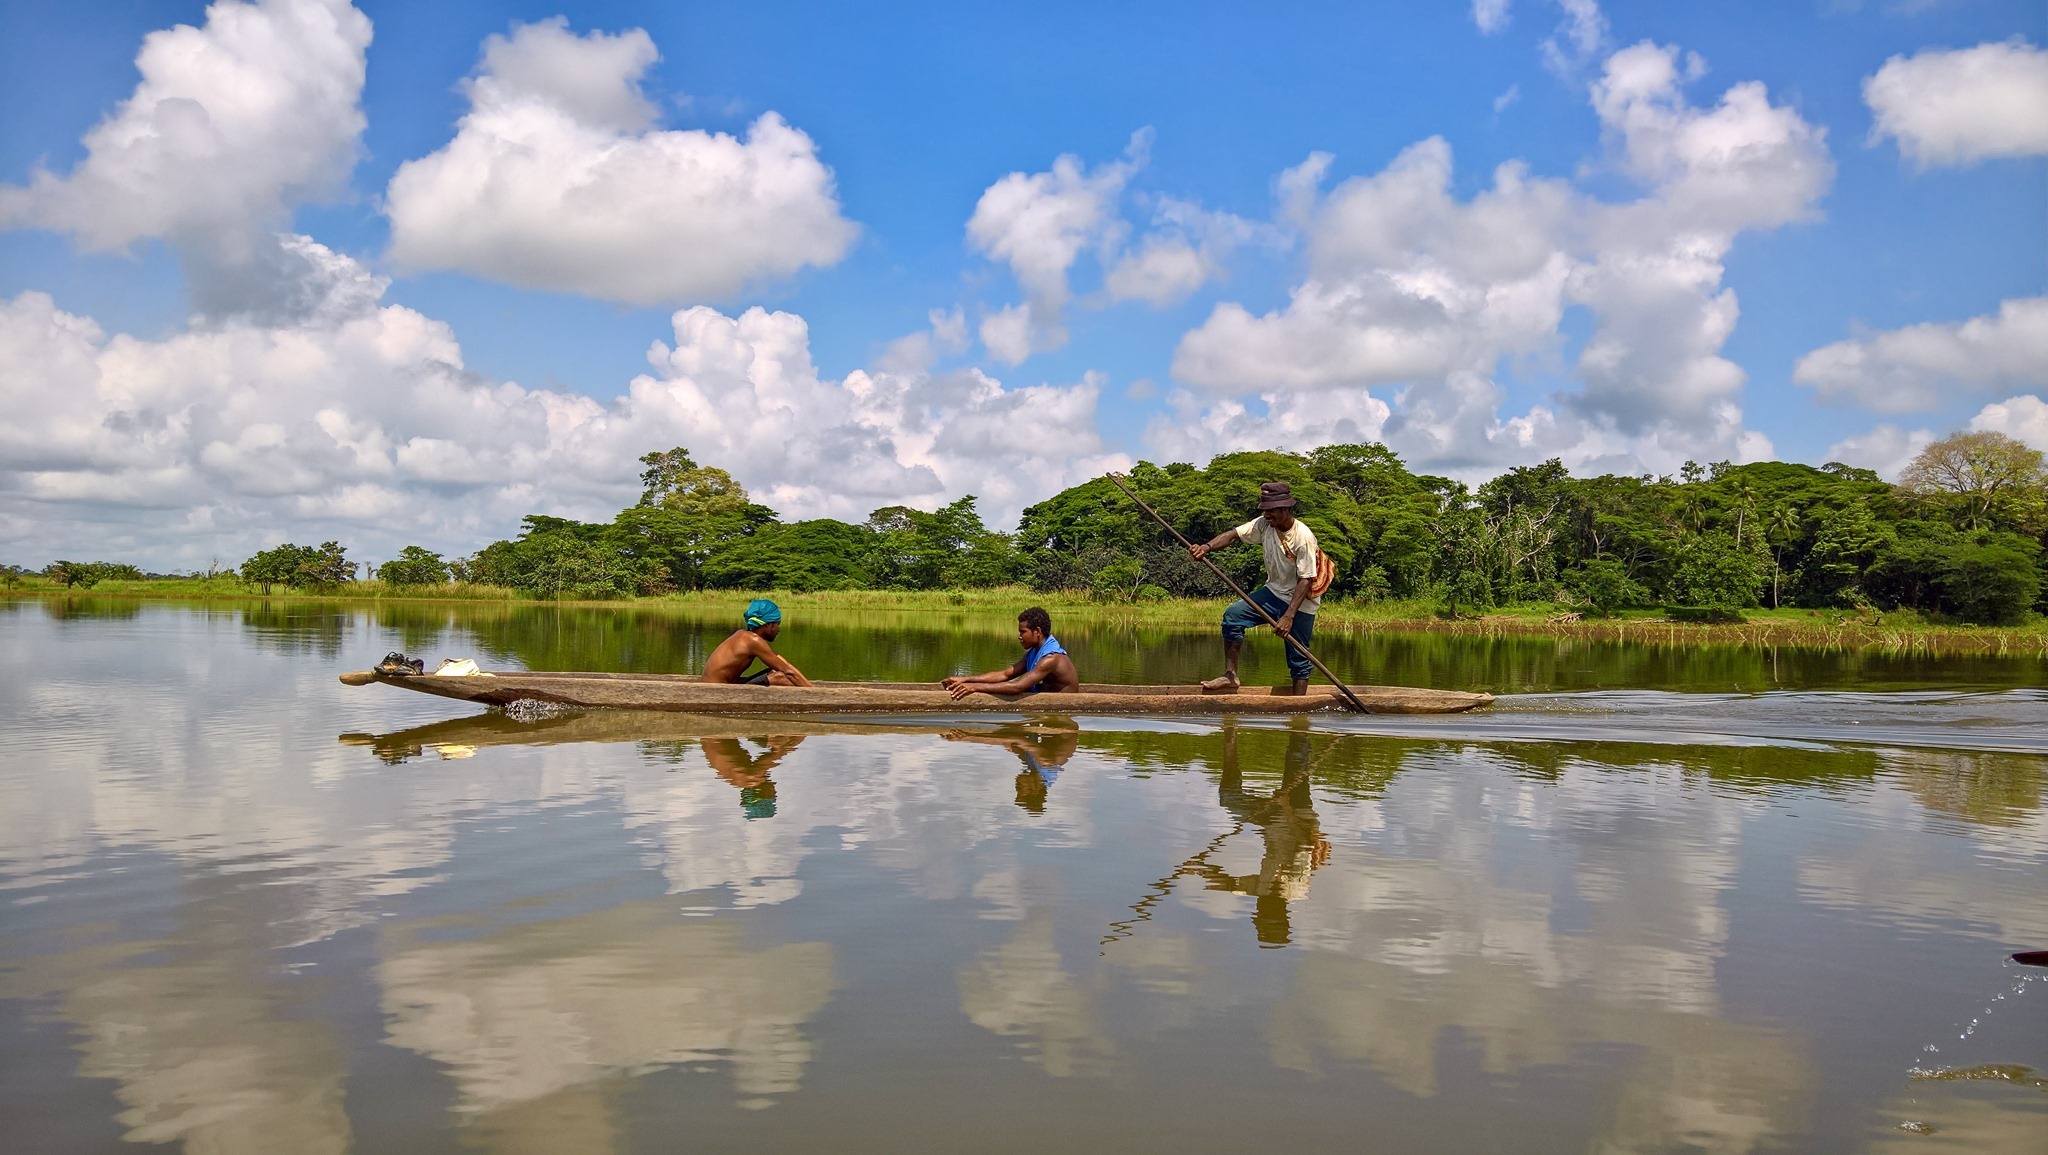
942, 607, 1079, 699
701, 599, 813, 687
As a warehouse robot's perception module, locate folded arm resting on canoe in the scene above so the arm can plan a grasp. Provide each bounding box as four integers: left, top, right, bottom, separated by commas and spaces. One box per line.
702, 628, 812, 686
942, 607, 1079, 699
701, 600, 813, 687
943, 651, 1077, 698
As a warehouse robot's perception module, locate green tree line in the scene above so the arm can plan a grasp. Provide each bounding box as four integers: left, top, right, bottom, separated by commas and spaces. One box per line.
418, 433, 2048, 625
14, 431, 2047, 626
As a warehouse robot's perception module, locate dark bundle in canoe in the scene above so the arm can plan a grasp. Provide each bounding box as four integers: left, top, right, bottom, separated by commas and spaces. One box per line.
338, 669, 1494, 716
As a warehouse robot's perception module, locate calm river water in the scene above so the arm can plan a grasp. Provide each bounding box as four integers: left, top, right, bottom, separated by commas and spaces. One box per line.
3, 598, 2046, 1153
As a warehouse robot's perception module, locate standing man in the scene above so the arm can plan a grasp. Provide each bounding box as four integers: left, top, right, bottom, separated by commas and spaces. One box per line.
1188, 482, 1329, 694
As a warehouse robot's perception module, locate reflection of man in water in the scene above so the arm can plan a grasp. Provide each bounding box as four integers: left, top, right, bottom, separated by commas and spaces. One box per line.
698, 735, 804, 819
1194, 726, 1330, 945
942, 722, 1080, 814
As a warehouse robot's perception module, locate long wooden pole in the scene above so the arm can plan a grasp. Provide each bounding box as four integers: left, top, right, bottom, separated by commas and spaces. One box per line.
1105, 473, 1371, 714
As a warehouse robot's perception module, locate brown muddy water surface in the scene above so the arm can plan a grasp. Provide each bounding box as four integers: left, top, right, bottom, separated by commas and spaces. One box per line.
2, 599, 2046, 1152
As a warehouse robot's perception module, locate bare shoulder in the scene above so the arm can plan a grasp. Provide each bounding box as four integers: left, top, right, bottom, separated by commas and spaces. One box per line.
709, 629, 768, 661
701, 629, 758, 682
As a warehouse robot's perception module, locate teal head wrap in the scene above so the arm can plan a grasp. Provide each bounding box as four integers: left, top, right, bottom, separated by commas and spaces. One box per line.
744, 599, 782, 630
740, 784, 777, 820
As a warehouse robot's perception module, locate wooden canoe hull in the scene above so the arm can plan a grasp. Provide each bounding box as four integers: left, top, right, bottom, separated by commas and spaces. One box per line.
340, 670, 1493, 715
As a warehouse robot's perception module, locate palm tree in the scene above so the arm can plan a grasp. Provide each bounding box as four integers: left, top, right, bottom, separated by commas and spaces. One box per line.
1730, 480, 1759, 549
1764, 503, 1801, 609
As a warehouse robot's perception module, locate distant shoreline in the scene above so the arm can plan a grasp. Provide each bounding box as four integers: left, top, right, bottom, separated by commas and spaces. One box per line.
7, 581, 2046, 655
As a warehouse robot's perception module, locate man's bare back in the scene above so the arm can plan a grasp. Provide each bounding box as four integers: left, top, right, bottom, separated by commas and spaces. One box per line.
701, 600, 812, 687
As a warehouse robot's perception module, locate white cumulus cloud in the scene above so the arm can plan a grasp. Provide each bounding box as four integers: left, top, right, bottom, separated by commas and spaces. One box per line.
1793, 296, 2048, 412
0, 240, 1122, 567
1542, 0, 1611, 77
1174, 138, 1578, 396
1471, 0, 1608, 64
1967, 395, 2048, 453
1823, 425, 1934, 481
1103, 235, 1211, 308
0, 0, 369, 252
875, 307, 970, 374
967, 132, 1270, 362
1145, 387, 1393, 463
1165, 41, 1823, 477
967, 133, 1148, 362
1102, 197, 1277, 308
384, 18, 857, 307
1865, 39, 2048, 166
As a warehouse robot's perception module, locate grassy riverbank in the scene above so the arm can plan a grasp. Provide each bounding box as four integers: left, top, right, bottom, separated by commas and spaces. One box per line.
9, 578, 2048, 654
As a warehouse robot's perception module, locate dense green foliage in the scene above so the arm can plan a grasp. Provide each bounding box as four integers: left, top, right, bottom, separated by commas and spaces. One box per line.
429, 436, 2044, 624
442, 449, 1027, 598
239, 542, 356, 593
41, 560, 145, 589
375, 546, 450, 587
28, 431, 2048, 627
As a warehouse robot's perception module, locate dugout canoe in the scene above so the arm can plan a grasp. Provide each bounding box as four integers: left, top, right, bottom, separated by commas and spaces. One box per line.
338, 669, 1493, 715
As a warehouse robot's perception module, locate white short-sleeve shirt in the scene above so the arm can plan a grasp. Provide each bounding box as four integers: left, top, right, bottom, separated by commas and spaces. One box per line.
1233, 516, 1321, 613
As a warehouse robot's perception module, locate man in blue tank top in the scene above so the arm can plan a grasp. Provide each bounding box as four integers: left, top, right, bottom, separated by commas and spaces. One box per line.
943, 607, 1080, 698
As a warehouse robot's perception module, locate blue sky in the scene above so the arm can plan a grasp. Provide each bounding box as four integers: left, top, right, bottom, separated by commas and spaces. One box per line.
0, 0, 2043, 565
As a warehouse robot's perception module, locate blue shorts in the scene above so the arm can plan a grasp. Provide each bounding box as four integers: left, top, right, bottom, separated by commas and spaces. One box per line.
1221, 586, 1316, 680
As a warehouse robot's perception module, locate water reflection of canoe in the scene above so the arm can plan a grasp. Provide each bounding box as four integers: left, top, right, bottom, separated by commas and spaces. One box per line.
339, 710, 956, 764
338, 669, 1493, 715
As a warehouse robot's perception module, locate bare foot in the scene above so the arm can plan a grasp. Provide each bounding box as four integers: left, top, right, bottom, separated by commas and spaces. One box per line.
1200, 674, 1240, 693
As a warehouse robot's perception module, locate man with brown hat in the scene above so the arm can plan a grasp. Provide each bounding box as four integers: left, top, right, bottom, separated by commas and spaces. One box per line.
1187, 481, 1330, 694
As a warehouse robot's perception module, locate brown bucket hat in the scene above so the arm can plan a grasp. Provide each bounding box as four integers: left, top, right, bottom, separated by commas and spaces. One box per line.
1257, 481, 1297, 509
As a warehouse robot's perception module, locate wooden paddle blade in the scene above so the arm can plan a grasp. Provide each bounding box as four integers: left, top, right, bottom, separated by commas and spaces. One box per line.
2013, 950, 2048, 967
339, 670, 378, 686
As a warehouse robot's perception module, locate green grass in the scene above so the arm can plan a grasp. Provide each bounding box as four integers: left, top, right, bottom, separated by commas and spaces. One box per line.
2, 576, 521, 601
8, 578, 2047, 654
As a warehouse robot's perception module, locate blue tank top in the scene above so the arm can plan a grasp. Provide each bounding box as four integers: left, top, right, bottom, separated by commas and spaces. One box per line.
1022, 636, 1067, 693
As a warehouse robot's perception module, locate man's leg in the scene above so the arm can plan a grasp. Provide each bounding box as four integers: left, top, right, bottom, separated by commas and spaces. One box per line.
1283, 608, 1316, 693
1208, 597, 1265, 690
